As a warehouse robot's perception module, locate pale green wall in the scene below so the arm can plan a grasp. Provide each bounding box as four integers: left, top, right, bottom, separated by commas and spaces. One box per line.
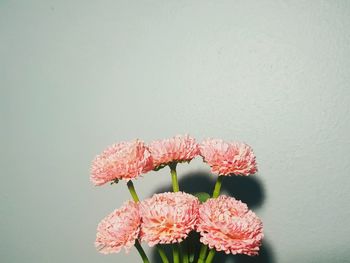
2, 1, 350, 262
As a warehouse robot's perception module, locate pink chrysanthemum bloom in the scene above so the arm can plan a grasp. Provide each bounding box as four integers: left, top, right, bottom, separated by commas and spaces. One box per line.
95, 200, 140, 254
139, 192, 199, 246
200, 139, 257, 176
148, 135, 199, 168
197, 195, 263, 256
90, 139, 153, 186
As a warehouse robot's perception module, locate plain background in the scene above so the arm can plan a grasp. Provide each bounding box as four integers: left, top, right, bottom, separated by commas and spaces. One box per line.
1, 1, 350, 262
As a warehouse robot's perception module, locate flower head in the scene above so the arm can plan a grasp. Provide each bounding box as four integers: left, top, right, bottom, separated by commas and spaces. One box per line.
197, 195, 263, 256
95, 200, 140, 254
148, 135, 199, 168
139, 192, 199, 246
200, 139, 257, 176
91, 139, 153, 186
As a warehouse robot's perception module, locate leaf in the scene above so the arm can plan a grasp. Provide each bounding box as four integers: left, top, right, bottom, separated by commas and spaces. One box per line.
194, 192, 210, 203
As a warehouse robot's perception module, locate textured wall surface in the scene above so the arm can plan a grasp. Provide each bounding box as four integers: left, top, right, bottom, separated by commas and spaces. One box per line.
2, 1, 350, 262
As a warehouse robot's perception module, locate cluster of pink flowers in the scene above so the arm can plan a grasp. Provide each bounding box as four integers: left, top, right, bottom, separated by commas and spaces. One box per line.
91, 135, 199, 185
95, 200, 140, 254
200, 139, 257, 176
149, 135, 200, 168
91, 135, 257, 185
91, 134, 263, 262
90, 140, 153, 186
140, 192, 199, 246
197, 196, 263, 256
95, 193, 263, 256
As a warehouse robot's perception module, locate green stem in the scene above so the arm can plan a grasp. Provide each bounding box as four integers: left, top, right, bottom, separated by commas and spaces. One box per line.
187, 233, 196, 263
126, 183, 149, 262
181, 241, 189, 263
212, 175, 224, 198
169, 162, 179, 192
134, 240, 150, 263
173, 244, 180, 263
197, 245, 208, 263
197, 176, 223, 263
204, 249, 215, 263
157, 245, 170, 263
201, 176, 223, 263
127, 180, 140, 202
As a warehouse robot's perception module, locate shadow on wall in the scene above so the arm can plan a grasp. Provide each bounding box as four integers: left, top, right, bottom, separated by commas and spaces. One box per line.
151, 170, 274, 263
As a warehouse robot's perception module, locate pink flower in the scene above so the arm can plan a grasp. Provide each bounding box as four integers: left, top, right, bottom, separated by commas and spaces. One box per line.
139, 192, 199, 246
200, 139, 257, 176
148, 135, 199, 168
90, 139, 153, 186
197, 195, 263, 256
95, 200, 141, 254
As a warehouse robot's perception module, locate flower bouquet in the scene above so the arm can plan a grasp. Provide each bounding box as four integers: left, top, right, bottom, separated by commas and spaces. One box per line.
90, 135, 263, 263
